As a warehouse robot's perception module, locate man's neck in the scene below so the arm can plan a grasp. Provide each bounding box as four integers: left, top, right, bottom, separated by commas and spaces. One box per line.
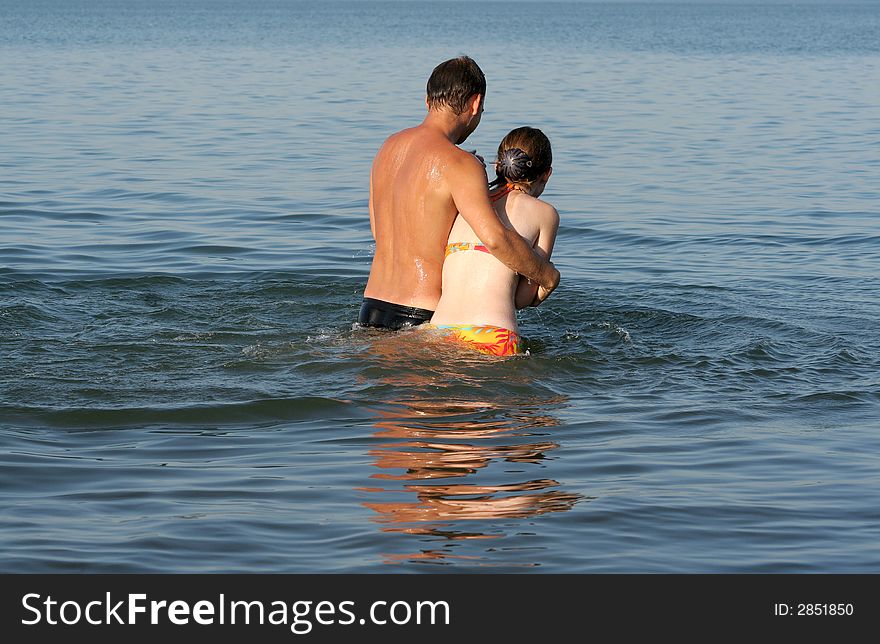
421, 109, 466, 144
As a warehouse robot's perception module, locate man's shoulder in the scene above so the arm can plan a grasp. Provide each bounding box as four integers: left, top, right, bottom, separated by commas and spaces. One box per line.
380, 126, 453, 158
386, 125, 420, 141
399, 130, 478, 170
438, 143, 484, 177
380, 127, 417, 151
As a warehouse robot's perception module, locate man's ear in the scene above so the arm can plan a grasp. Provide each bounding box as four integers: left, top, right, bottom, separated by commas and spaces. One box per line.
425, 95, 430, 110
469, 93, 483, 116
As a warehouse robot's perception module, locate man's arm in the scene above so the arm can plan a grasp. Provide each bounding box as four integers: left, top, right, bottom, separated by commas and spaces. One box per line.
449, 154, 560, 295
368, 164, 377, 241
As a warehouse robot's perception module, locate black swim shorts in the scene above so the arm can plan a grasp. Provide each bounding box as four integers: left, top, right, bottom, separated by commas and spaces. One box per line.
357, 297, 434, 330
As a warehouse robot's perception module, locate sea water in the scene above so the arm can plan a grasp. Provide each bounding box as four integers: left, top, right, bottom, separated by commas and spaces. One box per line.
1, 0, 879, 572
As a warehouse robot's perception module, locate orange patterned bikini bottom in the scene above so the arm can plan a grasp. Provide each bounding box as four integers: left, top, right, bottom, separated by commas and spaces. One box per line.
427, 324, 522, 357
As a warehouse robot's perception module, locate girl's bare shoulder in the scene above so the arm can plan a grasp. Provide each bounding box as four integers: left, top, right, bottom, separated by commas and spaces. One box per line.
535, 198, 560, 224
510, 194, 559, 227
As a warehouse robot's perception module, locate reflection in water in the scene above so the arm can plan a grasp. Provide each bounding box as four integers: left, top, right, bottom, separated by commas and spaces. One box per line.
361, 399, 583, 565
354, 329, 587, 566
366, 478, 580, 523
357, 337, 585, 564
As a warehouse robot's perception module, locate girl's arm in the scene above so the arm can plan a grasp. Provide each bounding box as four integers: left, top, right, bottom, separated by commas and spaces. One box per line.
514, 266, 540, 309
515, 205, 560, 309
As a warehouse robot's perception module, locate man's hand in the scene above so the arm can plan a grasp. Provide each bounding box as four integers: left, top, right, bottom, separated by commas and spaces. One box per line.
467, 149, 486, 167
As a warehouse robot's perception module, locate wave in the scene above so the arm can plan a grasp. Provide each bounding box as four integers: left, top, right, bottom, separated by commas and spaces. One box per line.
0, 396, 360, 430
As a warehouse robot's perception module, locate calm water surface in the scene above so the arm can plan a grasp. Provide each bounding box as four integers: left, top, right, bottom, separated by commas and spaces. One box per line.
1, 1, 879, 572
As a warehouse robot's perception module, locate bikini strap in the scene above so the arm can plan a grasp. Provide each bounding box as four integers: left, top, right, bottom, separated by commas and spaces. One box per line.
489, 183, 517, 203
445, 242, 491, 257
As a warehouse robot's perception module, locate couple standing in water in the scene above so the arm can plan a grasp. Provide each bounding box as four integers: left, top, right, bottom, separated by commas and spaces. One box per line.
358, 56, 561, 357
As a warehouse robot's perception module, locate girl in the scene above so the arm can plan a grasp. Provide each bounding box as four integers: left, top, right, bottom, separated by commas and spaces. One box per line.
427, 127, 560, 356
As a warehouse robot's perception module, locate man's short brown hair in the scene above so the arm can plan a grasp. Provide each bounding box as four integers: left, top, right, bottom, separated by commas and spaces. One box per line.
426, 56, 486, 115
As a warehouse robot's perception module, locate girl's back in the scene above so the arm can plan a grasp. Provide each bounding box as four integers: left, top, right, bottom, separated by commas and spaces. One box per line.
425, 126, 560, 357
430, 189, 549, 332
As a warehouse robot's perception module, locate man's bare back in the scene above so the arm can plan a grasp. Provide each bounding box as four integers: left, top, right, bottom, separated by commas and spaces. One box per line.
358, 56, 559, 330
364, 126, 482, 311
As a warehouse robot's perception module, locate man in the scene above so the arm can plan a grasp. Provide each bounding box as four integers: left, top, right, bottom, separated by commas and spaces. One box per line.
358, 56, 560, 330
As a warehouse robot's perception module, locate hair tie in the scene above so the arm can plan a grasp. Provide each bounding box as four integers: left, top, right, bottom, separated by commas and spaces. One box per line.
495, 147, 533, 182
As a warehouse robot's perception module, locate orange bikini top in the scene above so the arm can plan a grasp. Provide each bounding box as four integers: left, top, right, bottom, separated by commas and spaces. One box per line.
444, 184, 522, 257
489, 183, 518, 203
445, 242, 490, 257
